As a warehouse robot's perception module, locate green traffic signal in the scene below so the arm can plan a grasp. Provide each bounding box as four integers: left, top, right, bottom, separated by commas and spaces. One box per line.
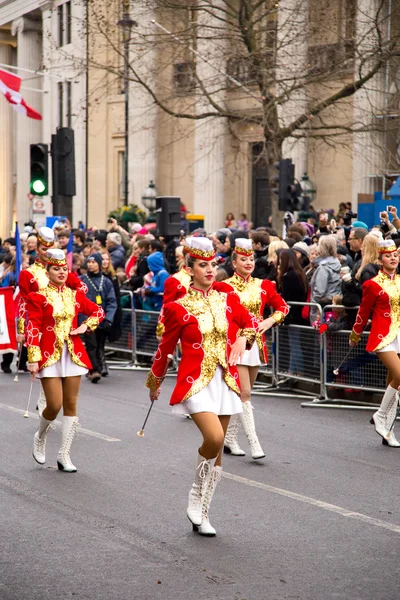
30, 143, 49, 196
31, 179, 46, 194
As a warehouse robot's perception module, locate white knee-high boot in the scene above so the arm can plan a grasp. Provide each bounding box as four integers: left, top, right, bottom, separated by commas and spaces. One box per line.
382, 392, 400, 448
187, 453, 217, 526
57, 416, 79, 472
32, 416, 53, 464
372, 385, 398, 440
224, 414, 245, 456
240, 401, 265, 459
194, 466, 222, 537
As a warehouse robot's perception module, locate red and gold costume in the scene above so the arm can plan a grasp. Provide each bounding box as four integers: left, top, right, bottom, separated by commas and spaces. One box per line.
156, 267, 192, 338
26, 284, 104, 371
146, 286, 256, 405
351, 270, 400, 352
221, 273, 289, 362
18, 261, 87, 335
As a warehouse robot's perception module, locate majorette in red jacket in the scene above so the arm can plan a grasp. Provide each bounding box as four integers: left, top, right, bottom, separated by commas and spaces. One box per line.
18, 260, 87, 334
351, 270, 400, 352
26, 283, 104, 371
146, 286, 257, 405
218, 274, 289, 363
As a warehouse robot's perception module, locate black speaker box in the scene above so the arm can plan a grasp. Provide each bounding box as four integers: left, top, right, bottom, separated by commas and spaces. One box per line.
156, 196, 181, 236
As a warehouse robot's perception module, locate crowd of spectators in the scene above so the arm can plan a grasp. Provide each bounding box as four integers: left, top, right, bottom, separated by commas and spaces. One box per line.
1, 204, 400, 384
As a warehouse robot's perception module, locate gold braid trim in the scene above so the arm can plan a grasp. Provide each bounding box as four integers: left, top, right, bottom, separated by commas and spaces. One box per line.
350, 330, 361, 344
238, 327, 256, 349
17, 318, 25, 335
270, 311, 286, 325
146, 371, 163, 390
28, 346, 42, 363
83, 317, 100, 332
156, 322, 165, 338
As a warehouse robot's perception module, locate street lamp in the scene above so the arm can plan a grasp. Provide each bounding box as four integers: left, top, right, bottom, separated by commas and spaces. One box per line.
117, 7, 137, 206
142, 180, 158, 213
300, 172, 317, 204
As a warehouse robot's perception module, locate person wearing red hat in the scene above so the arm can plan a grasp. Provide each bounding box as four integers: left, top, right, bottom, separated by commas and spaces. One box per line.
26, 249, 104, 472
18, 227, 87, 416
146, 237, 256, 537
221, 239, 289, 459
350, 239, 400, 448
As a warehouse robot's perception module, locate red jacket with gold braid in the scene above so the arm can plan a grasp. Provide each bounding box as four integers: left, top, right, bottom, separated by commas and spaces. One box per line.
156, 268, 192, 338
219, 274, 289, 363
26, 283, 104, 371
18, 260, 87, 334
146, 286, 257, 405
351, 270, 400, 353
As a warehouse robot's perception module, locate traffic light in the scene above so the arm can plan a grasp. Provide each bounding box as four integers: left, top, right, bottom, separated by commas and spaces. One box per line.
30, 144, 49, 196
56, 127, 76, 196
272, 158, 295, 211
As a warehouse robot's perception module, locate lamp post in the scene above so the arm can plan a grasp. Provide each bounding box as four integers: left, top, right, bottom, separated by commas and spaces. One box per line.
300, 172, 317, 205
118, 6, 136, 206
141, 180, 158, 215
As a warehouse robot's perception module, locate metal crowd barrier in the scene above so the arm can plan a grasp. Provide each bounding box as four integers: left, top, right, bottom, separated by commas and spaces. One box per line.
106, 295, 387, 411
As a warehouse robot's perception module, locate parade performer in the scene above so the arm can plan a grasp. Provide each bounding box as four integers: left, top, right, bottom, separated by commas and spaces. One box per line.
222, 239, 289, 459
146, 237, 256, 536
156, 238, 193, 339
26, 249, 104, 471
349, 239, 400, 448
18, 227, 87, 415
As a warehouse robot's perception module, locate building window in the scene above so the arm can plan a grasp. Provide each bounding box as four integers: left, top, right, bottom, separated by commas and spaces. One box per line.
58, 4, 64, 47
66, 81, 72, 127
173, 62, 196, 93
58, 1, 72, 47
65, 1, 71, 44
118, 150, 126, 204
58, 82, 64, 127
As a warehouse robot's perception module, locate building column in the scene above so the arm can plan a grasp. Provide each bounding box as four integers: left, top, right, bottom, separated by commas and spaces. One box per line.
128, 1, 157, 207
193, 1, 226, 233
276, 0, 308, 178
0, 31, 16, 238
11, 16, 42, 226
352, 0, 385, 205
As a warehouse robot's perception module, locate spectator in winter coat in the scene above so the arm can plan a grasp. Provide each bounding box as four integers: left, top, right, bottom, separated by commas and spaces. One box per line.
277, 249, 308, 375
106, 232, 126, 269
129, 240, 150, 291
144, 251, 169, 311
80, 253, 117, 383
251, 231, 270, 279
310, 235, 341, 322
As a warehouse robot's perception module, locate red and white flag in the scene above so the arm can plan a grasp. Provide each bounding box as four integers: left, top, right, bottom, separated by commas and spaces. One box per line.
0, 67, 42, 120
0, 287, 17, 354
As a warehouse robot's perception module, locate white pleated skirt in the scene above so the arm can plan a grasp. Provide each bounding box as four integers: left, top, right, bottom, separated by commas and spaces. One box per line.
37, 343, 88, 379
237, 341, 261, 367
172, 366, 243, 416
378, 332, 400, 354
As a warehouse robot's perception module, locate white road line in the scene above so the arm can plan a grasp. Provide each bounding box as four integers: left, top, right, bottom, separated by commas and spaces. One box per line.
0, 403, 121, 442
223, 472, 400, 535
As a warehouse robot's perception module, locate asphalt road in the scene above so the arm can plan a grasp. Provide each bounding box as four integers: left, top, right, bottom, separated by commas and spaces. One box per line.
1, 365, 399, 600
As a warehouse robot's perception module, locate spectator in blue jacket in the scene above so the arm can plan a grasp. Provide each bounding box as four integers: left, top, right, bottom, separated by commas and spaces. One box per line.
80, 253, 117, 383
106, 232, 126, 269
144, 251, 169, 311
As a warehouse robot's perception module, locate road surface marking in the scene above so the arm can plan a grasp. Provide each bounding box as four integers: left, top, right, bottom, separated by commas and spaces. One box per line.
0, 403, 121, 442
223, 471, 400, 535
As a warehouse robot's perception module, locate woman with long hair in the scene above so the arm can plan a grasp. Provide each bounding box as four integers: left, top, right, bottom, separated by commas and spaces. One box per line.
222, 239, 289, 459
146, 237, 256, 536
350, 239, 400, 448
277, 249, 308, 376
27, 249, 104, 471
265, 240, 289, 281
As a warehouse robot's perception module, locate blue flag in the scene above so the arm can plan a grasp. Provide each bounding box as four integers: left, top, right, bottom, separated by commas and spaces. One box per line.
66, 231, 73, 270
15, 222, 22, 281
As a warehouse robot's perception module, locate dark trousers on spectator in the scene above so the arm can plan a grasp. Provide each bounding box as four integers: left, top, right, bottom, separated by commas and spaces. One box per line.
84, 329, 108, 375
1, 346, 27, 370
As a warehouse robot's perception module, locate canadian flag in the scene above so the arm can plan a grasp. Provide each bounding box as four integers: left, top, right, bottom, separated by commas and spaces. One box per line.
0, 67, 42, 120
0, 287, 17, 354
